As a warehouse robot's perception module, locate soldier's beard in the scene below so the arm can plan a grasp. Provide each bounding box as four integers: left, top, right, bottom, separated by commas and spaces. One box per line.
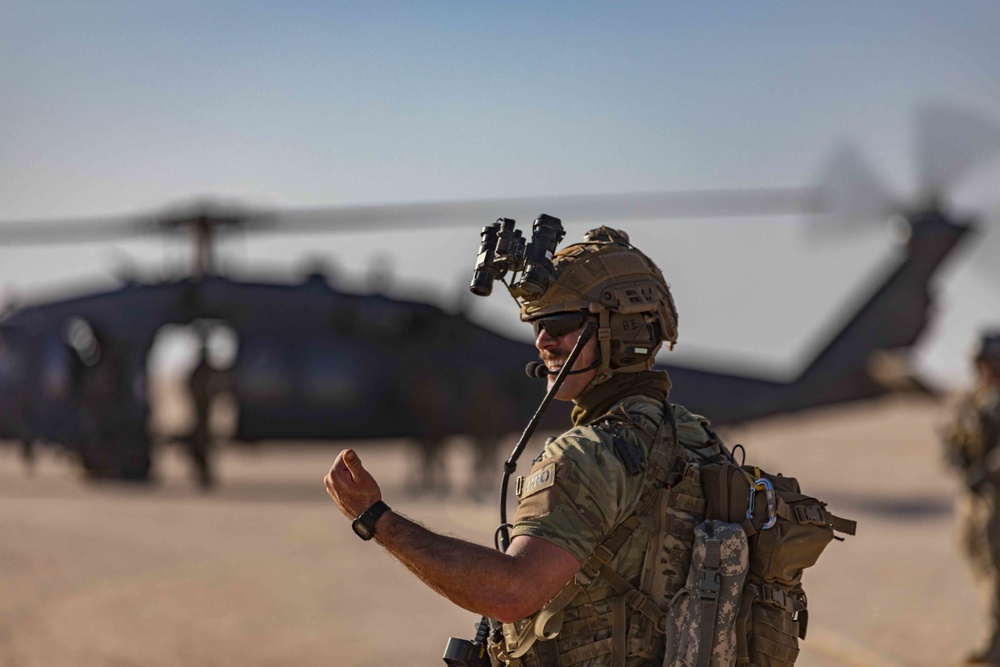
540, 345, 599, 401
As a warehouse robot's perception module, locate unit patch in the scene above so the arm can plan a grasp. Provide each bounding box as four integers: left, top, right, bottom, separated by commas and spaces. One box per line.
517, 462, 556, 500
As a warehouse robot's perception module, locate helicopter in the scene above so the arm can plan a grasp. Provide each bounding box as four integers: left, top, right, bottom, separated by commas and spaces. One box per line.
0, 190, 827, 488
0, 192, 971, 489
0, 105, 993, 488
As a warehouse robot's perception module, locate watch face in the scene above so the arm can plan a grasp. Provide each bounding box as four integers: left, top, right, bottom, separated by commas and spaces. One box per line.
352, 517, 375, 541
351, 501, 388, 541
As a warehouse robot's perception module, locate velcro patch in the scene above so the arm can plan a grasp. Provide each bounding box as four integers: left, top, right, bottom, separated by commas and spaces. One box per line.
518, 462, 556, 499
613, 432, 644, 477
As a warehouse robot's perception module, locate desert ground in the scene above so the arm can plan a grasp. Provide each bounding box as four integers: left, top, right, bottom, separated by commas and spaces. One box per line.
0, 393, 984, 667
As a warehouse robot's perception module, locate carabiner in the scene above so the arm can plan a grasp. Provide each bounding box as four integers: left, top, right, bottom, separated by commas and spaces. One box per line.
746, 477, 777, 530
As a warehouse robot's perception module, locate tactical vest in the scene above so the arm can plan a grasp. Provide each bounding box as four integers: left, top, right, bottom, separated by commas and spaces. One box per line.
943, 385, 1000, 489
490, 399, 855, 667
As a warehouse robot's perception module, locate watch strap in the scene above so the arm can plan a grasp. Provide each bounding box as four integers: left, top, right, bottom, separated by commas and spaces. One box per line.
353, 500, 391, 541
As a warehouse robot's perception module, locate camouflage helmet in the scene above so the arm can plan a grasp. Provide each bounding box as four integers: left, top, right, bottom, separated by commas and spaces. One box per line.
518, 226, 678, 384
974, 330, 1000, 369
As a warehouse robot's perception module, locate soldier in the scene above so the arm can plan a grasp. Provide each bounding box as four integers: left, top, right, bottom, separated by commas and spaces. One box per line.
324, 226, 732, 665
186, 351, 216, 488
185, 341, 233, 489
943, 331, 1000, 665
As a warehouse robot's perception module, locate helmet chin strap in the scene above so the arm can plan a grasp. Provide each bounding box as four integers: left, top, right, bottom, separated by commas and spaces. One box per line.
593, 309, 614, 385
571, 357, 602, 375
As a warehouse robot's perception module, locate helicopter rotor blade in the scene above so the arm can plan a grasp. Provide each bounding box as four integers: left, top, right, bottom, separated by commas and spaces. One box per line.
0, 187, 823, 247
807, 105, 1000, 243
809, 141, 897, 235
917, 104, 1000, 197
243, 187, 824, 235
0, 212, 157, 245
0, 197, 265, 246
915, 105, 1000, 289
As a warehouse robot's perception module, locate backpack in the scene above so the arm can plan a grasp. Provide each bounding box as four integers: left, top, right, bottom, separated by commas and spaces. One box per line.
489, 401, 855, 667
588, 403, 856, 666
694, 461, 856, 666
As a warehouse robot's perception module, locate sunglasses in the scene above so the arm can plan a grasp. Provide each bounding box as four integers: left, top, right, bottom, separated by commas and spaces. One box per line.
532, 312, 589, 338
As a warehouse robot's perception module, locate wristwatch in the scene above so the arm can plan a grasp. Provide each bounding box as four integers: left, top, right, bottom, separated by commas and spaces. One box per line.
351, 500, 391, 541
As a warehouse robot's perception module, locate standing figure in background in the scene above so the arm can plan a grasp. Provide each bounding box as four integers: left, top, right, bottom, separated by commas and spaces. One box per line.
942, 331, 1000, 665
186, 346, 232, 489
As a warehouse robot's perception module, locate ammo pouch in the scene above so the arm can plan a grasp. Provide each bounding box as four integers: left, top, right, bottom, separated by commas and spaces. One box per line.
662, 520, 749, 667
698, 463, 857, 666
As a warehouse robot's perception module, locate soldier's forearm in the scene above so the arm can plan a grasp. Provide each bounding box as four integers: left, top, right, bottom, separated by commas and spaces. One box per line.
372, 511, 531, 622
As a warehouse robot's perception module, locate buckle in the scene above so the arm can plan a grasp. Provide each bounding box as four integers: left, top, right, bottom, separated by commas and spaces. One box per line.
762, 585, 787, 609
762, 585, 805, 612
794, 504, 827, 526
700, 570, 720, 601
624, 589, 647, 611
592, 544, 615, 565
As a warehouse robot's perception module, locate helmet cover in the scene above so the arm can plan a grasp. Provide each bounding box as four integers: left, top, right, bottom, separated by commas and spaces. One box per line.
517, 226, 678, 383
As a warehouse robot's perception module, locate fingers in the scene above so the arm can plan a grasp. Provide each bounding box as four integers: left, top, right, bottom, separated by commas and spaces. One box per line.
324, 451, 348, 496
342, 448, 362, 475
323, 467, 337, 499
323, 448, 382, 518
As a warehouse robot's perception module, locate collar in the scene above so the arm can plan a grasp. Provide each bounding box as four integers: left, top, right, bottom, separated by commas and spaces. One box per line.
570, 370, 671, 426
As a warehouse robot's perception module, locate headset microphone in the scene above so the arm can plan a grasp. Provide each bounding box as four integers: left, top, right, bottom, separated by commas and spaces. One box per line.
525, 358, 601, 379
525, 362, 549, 378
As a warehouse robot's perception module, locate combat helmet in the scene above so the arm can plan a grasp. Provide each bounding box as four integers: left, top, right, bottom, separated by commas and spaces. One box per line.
974, 330, 1000, 371
518, 226, 678, 384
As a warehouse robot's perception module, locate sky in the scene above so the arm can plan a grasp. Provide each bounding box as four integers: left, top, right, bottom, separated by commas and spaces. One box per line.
1, 1, 999, 386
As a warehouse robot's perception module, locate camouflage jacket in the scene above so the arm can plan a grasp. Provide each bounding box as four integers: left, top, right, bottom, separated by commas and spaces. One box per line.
503, 394, 730, 666
943, 383, 1000, 490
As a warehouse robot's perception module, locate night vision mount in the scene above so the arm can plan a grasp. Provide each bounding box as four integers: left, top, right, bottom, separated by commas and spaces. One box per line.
469, 214, 565, 300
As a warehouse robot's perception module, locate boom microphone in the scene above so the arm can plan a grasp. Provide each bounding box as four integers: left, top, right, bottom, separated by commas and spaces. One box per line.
525, 358, 602, 379
525, 362, 550, 378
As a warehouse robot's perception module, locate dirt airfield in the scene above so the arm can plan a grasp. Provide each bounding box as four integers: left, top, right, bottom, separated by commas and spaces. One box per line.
0, 395, 984, 667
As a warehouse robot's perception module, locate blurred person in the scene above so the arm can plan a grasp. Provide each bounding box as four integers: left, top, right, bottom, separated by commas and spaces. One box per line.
70, 328, 151, 481
324, 227, 737, 665
185, 344, 232, 489
942, 331, 1000, 665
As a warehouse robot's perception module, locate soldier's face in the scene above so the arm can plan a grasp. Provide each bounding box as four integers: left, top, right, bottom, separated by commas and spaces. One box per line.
534, 316, 599, 402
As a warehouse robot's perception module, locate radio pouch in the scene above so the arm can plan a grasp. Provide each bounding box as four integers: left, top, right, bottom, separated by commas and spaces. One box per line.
662, 519, 749, 667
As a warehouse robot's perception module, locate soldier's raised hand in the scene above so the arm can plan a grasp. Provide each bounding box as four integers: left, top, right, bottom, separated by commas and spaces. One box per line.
324, 448, 382, 519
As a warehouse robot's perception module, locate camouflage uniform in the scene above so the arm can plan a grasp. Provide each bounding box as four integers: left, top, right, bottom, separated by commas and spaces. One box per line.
481, 224, 849, 667
944, 381, 1000, 662
489, 225, 728, 665
502, 371, 730, 666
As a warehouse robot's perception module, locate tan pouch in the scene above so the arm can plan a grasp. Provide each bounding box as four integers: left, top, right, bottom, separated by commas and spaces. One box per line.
699, 463, 855, 589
